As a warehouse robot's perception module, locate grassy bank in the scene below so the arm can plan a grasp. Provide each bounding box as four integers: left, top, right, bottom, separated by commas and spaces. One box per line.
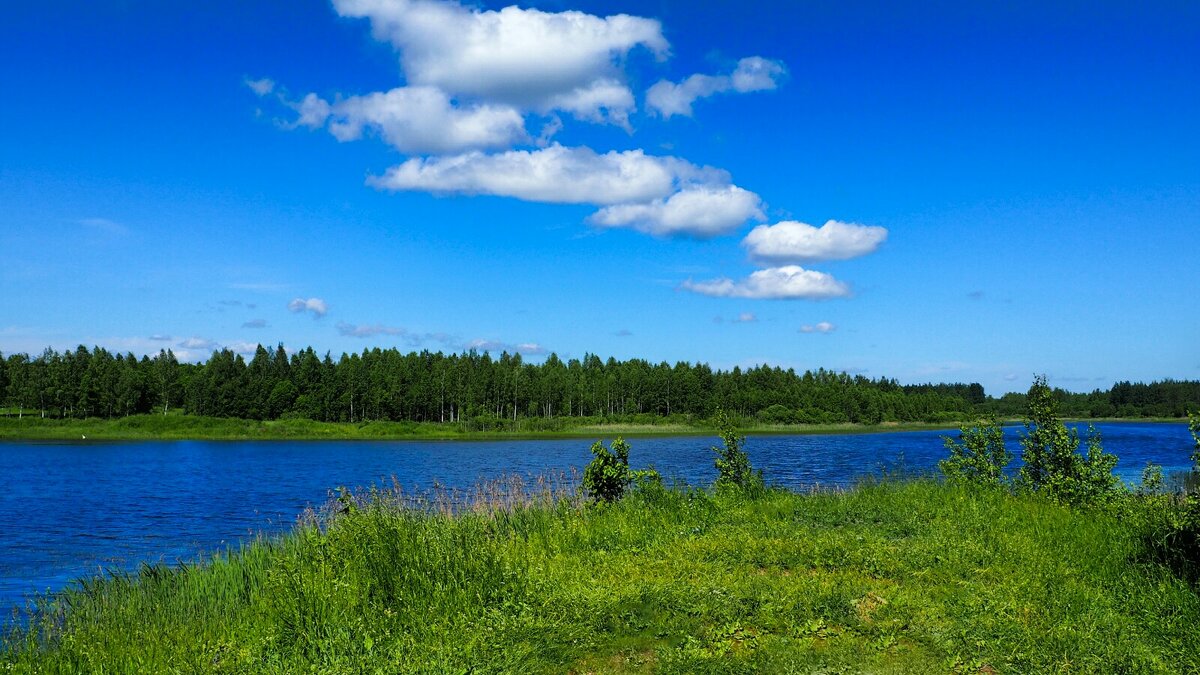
4, 480, 1198, 673
0, 414, 965, 442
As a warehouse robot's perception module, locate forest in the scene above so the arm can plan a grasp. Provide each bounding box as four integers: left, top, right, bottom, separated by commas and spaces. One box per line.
1, 344, 1197, 425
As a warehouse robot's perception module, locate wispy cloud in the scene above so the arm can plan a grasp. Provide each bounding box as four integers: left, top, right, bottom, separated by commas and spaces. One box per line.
178, 337, 218, 350
336, 322, 405, 338
337, 320, 544, 355
79, 217, 129, 236
242, 319, 268, 329
228, 282, 290, 292
244, 76, 275, 96
465, 338, 546, 355
799, 321, 836, 334
646, 56, 786, 119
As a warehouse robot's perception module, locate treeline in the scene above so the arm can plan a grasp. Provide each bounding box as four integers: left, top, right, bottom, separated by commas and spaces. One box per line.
0, 345, 1195, 425
982, 379, 1200, 420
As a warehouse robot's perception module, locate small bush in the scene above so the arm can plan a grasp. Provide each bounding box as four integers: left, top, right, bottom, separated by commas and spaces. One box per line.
711, 409, 760, 489
1017, 375, 1119, 506
583, 437, 631, 503
939, 416, 1011, 487
1190, 411, 1200, 471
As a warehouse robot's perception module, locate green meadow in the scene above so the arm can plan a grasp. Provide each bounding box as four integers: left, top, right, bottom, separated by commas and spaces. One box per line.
4, 478, 1199, 673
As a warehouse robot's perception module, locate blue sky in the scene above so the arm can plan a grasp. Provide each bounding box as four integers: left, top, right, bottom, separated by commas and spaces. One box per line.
1, 0, 1197, 395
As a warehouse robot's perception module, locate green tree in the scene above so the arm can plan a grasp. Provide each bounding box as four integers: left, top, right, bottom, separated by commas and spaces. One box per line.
583, 437, 631, 503
939, 416, 1011, 487
153, 349, 180, 416
1018, 375, 1119, 506
711, 409, 758, 489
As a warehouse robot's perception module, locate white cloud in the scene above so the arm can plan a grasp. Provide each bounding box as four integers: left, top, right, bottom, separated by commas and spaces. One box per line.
730, 56, 787, 92
295, 86, 528, 155
245, 77, 275, 96
289, 93, 332, 128
734, 312, 757, 323
742, 220, 888, 264
647, 56, 786, 118
681, 265, 851, 300
370, 143, 711, 205
540, 78, 636, 129
588, 184, 763, 238
288, 297, 328, 318
333, 0, 667, 123
800, 321, 836, 334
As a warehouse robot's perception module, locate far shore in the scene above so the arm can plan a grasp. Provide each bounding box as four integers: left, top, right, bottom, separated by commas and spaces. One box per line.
0, 414, 1186, 442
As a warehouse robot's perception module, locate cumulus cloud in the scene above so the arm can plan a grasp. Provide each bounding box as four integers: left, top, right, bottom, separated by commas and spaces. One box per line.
288, 297, 328, 318
333, 0, 667, 123
681, 266, 851, 300
742, 220, 888, 264
588, 184, 763, 238
370, 144, 714, 205
647, 57, 786, 118
800, 321, 836, 334
540, 79, 636, 129
293, 86, 528, 154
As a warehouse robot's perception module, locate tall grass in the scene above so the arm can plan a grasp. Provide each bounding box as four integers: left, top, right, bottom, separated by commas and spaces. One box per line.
4, 479, 1199, 673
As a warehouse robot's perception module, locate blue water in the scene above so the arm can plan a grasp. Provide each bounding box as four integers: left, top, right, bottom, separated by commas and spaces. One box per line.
0, 422, 1193, 618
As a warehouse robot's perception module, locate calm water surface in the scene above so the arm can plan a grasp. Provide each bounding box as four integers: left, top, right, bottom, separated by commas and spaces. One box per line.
0, 422, 1193, 617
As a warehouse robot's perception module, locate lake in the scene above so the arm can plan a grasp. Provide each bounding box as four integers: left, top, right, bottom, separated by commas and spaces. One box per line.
0, 421, 1193, 619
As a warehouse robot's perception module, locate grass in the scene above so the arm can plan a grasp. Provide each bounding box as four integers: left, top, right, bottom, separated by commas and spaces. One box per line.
4, 478, 1198, 673
0, 414, 963, 442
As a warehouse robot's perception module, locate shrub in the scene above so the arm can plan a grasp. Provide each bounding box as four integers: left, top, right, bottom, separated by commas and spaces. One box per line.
757, 404, 795, 425
711, 409, 760, 489
583, 437, 631, 503
1190, 411, 1200, 471
1017, 375, 1119, 506
939, 416, 1011, 487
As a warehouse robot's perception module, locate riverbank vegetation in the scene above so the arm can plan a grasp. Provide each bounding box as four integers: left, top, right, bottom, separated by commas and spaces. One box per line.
2, 345, 1197, 432
4, 388, 1200, 672
4, 477, 1200, 671
0, 414, 965, 442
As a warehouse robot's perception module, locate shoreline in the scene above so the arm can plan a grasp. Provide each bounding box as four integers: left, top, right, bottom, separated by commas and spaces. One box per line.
0, 414, 1185, 443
